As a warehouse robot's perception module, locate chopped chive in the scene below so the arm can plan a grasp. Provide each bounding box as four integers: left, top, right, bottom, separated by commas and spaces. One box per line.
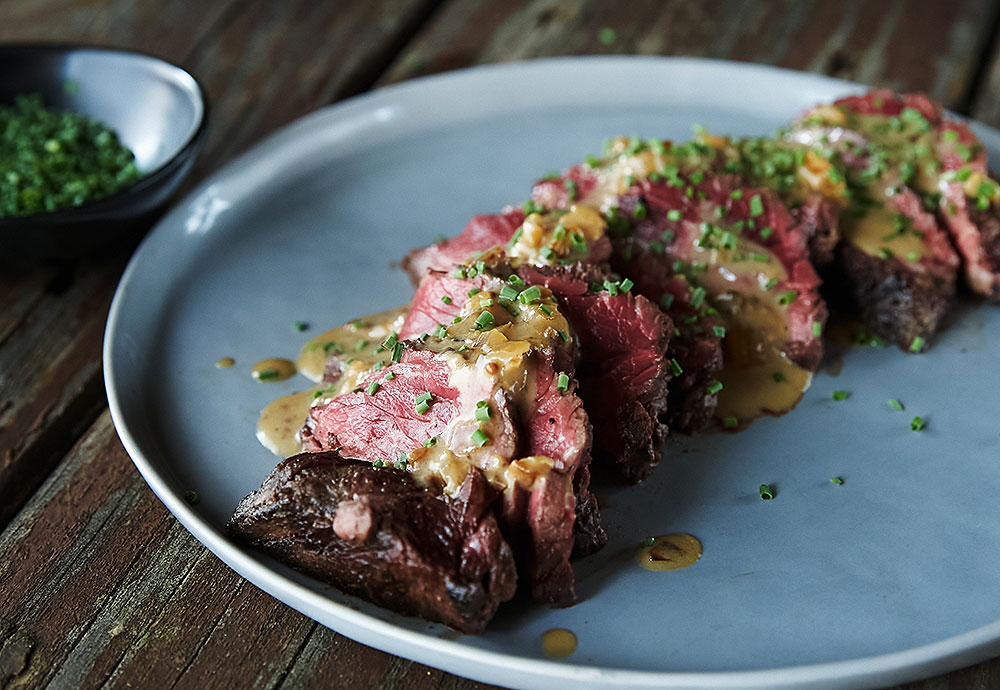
832, 390, 847, 401
467, 288, 481, 297
722, 416, 738, 428
878, 247, 894, 260
712, 325, 726, 337
777, 290, 797, 306
433, 324, 447, 338
812, 321, 822, 337
415, 400, 430, 414
452, 316, 462, 324
441, 295, 452, 305
690, 286, 706, 308
620, 277, 634, 293
598, 26, 617, 45
384, 372, 396, 381
759, 226, 773, 239
830, 477, 843, 486
661, 229, 675, 243
564, 178, 579, 201
749, 194, 764, 216
381, 333, 398, 350
604, 279, 619, 296
670, 358, 683, 376
423, 437, 437, 447
909, 336, 925, 353
552, 225, 567, 241
667, 209, 682, 222
759, 484, 774, 500
569, 232, 587, 252
558, 329, 569, 342
416, 391, 432, 404
772, 372, 785, 383
474, 310, 495, 330
519, 285, 542, 304
293, 321, 309, 331
372, 459, 384, 468
471, 428, 490, 447
499, 285, 518, 302
660, 293, 675, 309
640, 536, 655, 548
911, 416, 925, 431
508, 274, 526, 289
184, 490, 200, 506
707, 380, 723, 395
539, 246, 555, 261
256, 369, 278, 381
366, 381, 380, 395
354, 340, 368, 351
452, 267, 467, 279
395, 456, 408, 470
556, 372, 570, 392
391, 341, 404, 362
764, 277, 779, 290
888, 399, 903, 411
475, 401, 491, 421
633, 202, 647, 219
539, 304, 553, 316
480, 298, 494, 307
730, 189, 743, 200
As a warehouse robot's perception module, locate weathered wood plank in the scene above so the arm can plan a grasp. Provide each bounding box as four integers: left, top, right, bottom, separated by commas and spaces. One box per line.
379, 0, 998, 111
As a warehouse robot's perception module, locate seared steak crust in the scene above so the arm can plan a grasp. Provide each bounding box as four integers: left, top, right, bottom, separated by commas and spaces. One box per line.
839, 244, 955, 350
229, 452, 517, 634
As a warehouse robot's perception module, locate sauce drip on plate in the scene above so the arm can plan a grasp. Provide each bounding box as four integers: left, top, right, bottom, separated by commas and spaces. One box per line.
252, 358, 296, 382
541, 628, 577, 658
636, 533, 702, 572
216, 357, 235, 368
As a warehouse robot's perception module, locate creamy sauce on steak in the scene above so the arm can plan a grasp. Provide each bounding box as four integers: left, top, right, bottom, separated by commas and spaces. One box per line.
635, 533, 702, 571
507, 206, 606, 267
257, 387, 321, 457
296, 305, 408, 383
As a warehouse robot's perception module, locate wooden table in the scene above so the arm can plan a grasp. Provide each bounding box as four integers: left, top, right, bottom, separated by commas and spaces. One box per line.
2, 1, 1000, 687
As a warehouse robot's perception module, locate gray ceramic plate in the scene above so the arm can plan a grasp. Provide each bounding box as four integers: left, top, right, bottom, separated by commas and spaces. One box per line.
104, 57, 1000, 690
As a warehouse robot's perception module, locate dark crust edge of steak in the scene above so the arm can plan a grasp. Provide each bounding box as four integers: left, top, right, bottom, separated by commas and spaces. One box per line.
838, 244, 955, 351
966, 204, 1000, 301
229, 452, 517, 634
793, 195, 841, 267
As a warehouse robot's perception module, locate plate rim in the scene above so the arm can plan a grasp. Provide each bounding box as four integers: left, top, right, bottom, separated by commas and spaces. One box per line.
104, 55, 1000, 690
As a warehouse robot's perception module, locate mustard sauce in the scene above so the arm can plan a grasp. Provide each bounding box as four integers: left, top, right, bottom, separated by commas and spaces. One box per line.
712, 293, 812, 423
636, 533, 703, 572
215, 357, 235, 368
251, 358, 296, 382
541, 628, 577, 658
256, 387, 322, 457
296, 305, 408, 383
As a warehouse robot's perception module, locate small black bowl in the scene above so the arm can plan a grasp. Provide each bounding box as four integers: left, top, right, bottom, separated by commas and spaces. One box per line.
0, 44, 208, 259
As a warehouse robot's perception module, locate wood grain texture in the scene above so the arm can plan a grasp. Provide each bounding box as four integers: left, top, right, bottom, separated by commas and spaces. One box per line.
379, 0, 998, 110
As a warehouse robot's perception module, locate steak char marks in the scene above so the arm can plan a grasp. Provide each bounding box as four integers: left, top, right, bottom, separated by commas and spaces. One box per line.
229, 452, 517, 634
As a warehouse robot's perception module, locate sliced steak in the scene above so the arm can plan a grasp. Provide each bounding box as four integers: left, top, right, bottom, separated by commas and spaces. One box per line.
304, 293, 591, 607
403, 210, 524, 286
789, 89, 963, 348
517, 264, 672, 482
229, 452, 516, 634
609, 172, 826, 427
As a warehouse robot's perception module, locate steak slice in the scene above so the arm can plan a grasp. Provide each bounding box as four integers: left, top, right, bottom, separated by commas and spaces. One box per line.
403, 210, 524, 286
229, 452, 516, 634
788, 89, 963, 349
401, 268, 607, 556
609, 172, 826, 427
304, 293, 590, 608
517, 264, 672, 482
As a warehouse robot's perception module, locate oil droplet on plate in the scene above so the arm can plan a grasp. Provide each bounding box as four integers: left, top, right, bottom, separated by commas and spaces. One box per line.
252, 358, 296, 382
541, 628, 576, 658
636, 533, 702, 571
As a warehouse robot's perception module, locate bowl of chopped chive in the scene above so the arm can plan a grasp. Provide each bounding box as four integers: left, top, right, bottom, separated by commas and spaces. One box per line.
0, 44, 208, 258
